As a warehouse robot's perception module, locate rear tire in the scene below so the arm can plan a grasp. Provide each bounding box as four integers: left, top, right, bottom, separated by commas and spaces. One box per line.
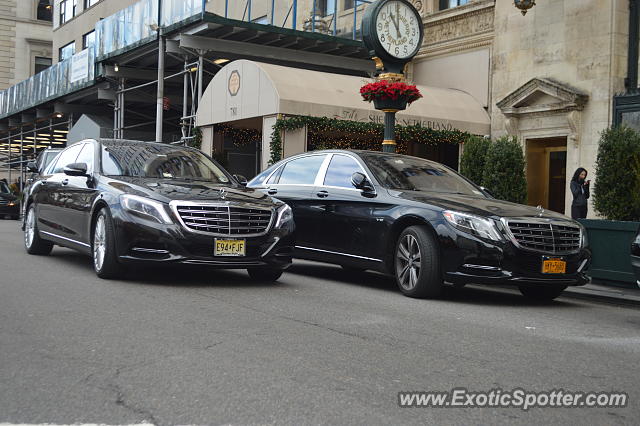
24, 205, 53, 255
93, 208, 124, 279
394, 225, 442, 298
247, 267, 283, 282
519, 285, 567, 301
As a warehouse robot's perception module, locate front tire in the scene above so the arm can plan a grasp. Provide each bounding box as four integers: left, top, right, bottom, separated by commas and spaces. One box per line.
93, 208, 124, 279
247, 267, 283, 282
519, 285, 567, 301
24, 205, 53, 255
394, 225, 443, 298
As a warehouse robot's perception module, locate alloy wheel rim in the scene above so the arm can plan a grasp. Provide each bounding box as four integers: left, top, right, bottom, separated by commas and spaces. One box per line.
396, 234, 421, 291
25, 208, 35, 248
93, 216, 106, 271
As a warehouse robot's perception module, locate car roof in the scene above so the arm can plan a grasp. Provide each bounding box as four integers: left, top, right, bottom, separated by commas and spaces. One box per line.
281, 149, 441, 165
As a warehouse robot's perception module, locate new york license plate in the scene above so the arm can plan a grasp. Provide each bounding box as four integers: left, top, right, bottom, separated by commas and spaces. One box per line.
214, 239, 246, 257
542, 259, 566, 274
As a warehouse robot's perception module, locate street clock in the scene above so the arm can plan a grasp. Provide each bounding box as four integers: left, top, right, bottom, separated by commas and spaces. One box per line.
362, 0, 424, 75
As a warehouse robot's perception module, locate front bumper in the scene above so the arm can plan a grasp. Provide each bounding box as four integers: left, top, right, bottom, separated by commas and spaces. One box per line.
0, 203, 19, 217
112, 208, 294, 270
440, 226, 591, 287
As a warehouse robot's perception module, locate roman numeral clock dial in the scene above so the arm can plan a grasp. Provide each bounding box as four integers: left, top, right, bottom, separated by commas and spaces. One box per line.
362, 0, 424, 72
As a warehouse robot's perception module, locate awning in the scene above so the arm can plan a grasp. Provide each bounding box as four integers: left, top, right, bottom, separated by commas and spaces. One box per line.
196, 60, 490, 135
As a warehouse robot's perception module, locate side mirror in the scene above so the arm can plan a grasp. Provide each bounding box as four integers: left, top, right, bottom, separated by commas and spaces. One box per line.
351, 172, 375, 193
233, 174, 248, 186
27, 161, 38, 173
63, 162, 89, 177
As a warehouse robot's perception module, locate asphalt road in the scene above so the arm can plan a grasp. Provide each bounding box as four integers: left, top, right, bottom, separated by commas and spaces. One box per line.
0, 219, 639, 425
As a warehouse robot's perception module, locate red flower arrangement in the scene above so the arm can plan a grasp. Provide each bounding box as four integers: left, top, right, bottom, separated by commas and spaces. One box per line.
360, 80, 423, 104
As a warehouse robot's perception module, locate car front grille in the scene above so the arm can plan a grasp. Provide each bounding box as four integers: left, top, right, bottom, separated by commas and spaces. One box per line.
506, 220, 581, 254
0, 200, 7, 205
173, 204, 273, 236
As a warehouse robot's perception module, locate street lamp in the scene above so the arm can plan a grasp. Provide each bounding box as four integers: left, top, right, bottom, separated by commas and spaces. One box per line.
514, 0, 536, 15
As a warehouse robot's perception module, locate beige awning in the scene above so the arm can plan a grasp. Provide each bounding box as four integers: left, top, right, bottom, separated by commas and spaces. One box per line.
196, 60, 490, 135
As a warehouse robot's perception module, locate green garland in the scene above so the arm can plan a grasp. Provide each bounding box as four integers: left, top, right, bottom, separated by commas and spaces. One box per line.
269, 115, 470, 165
215, 124, 262, 147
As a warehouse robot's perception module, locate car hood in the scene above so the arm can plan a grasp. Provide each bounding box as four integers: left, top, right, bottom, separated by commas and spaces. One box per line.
106, 177, 278, 208
389, 190, 570, 220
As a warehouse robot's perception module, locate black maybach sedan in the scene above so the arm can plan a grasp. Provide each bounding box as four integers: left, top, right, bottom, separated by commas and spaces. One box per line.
22, 139, 294, 280
248, 150, 591, 300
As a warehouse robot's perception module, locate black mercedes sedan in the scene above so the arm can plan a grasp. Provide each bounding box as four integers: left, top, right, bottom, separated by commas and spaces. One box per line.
0, 180, 19, 219
22, 139, 294, 280
248, 150, 591, 300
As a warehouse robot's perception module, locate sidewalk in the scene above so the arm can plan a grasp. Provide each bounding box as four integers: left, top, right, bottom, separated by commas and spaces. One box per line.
563, 281, 640, 306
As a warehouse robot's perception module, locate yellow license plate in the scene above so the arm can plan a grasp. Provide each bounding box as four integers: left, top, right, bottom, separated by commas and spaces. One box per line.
214, 239, 246, 257
542, 259, 566, 274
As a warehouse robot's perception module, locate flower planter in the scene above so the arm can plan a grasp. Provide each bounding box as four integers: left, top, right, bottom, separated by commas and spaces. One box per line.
578, 219, 640, 288
373, 97, 408, 111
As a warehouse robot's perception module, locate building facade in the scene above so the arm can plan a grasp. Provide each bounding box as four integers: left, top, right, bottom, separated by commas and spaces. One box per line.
0, 0, 53, 91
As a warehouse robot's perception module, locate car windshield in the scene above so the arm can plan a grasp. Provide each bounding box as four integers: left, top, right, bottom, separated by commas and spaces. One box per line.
101, 141, 230, 183
0, 182, 10, 194
41, 151, 60, 170
361, 153, 484, 196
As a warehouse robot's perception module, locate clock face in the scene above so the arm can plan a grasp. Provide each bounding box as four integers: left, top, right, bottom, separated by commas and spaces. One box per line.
374, 0, 422, 60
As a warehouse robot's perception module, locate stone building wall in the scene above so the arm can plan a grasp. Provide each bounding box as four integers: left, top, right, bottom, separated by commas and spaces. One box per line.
0, 0, 17, 91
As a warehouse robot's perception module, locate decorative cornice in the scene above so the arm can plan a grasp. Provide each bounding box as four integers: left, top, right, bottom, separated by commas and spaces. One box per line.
496, 78, 589, 117
422, 2, 494, 49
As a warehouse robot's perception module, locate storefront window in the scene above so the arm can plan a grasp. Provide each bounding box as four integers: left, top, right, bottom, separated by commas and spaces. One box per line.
36, 0, 52, 21
59, 42, 75, 61
317, 0, 336, 16
439, 0, 469, 10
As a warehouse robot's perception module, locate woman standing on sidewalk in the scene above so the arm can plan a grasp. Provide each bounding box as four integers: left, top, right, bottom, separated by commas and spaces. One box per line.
570, 167, 590, 219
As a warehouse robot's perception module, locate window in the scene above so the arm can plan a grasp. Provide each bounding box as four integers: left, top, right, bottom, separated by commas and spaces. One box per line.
84, 0, 100, 8
37, 0, 53, 21
82, 30, 95, 49
34, 57, 52, 74
323, 155, 364, 188
59, 42, 75, 61
75, 143, 94, 173
277, 155, 326, 185
439, 0, 469, 10
344, 0, 355, 10
59, 0, 77, 24
317, 0, 335, 16
49, 144, 83, 174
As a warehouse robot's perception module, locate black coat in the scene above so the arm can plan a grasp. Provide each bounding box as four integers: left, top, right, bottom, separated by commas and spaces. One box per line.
570, 180, 590, 207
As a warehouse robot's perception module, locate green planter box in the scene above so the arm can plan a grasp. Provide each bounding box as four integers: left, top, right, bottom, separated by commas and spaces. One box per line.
579, 219, 640, 288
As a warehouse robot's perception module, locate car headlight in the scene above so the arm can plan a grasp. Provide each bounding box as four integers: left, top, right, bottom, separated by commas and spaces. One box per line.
7, 201, 16, 206
275, 204, 293, 228
578, 223, 589, 248
120, 194, 172, 224
443, 210, 503, 241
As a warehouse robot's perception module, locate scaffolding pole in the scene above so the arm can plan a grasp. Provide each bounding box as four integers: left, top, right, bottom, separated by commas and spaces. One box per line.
156, 35, 165, 142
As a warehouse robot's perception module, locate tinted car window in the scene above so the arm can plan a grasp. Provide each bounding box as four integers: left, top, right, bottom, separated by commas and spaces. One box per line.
101, 141, 230, 183
249, 165, 278, 187
75, 144, 95, 173
0, 182, 10, 194
50, 144, 83, 174
323, 155, 364, 188
362, 154, 484, 196
278, 155, 325, 185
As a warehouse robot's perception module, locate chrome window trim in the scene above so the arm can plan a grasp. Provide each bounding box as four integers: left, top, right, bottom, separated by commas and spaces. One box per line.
501, 217, 582, 255
169, 200, 275, 237
41, 231, 90, 248
295, 245, 383, 262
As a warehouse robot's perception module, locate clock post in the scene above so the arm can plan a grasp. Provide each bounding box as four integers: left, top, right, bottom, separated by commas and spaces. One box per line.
361, 0, 424, 153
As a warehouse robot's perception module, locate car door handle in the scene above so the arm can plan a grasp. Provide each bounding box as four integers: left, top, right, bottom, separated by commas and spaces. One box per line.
267, 188, 278, 195
61, 179, 69, 186
316, 190, 329, 198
